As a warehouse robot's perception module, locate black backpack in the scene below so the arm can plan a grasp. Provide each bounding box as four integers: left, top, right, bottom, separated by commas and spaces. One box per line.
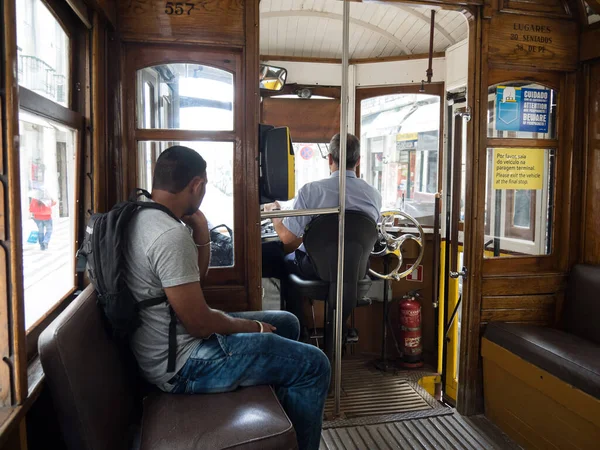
209, 224, 233, 267
76, 189, 180, 372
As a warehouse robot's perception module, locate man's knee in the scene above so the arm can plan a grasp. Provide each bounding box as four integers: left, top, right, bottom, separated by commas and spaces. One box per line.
304, 345, 331, 381
283, 311, 301, 341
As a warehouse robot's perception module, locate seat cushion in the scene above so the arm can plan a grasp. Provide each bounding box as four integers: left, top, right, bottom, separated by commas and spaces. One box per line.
140, 386, 297, 450
563, 264, 600, 345
485, 322, 600, 399
288, 274, 371, 300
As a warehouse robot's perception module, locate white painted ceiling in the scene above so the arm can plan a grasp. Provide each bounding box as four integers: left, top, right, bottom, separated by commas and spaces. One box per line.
260, 0, 469, 60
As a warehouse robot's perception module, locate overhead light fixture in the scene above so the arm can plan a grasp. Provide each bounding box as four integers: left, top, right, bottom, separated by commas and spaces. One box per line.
297, 88, 312, 99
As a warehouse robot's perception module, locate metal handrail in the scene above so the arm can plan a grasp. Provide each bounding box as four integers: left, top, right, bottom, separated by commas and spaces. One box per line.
334, 0, 350, 417
260, 207, 339, 220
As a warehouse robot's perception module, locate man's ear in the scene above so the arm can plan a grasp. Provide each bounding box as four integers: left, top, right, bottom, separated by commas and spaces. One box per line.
328, 154, 334, 165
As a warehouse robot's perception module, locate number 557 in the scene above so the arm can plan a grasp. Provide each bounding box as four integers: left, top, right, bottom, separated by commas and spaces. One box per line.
165, 2, 195, 15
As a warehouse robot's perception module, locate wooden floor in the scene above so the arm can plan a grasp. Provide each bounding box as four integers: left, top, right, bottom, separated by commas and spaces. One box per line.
320, 413, 522, 450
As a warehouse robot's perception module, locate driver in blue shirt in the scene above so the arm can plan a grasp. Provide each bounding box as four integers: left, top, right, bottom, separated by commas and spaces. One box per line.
263, 133, 381, 339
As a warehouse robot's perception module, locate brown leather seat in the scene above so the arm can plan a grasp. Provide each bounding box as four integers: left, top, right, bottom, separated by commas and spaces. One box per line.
39, 285, 298, 450
484, 264, 600, 400
484, 322, 600, 399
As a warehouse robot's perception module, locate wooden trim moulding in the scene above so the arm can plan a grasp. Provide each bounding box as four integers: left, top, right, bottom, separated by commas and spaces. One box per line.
260, 52, 446, 65
3, 0, 27, 407
19, 88, 83, 130
580, 28, 600, 62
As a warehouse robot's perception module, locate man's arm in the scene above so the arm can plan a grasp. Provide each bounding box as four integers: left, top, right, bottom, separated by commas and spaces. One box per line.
150, 227, 275, 337
263, 200, 302, 245
182, 210, 210, 283
164, 282, 275, 338
272, 217, 298, 244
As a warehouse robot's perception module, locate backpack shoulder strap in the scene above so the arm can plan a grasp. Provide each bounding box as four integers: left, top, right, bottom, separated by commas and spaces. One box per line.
137, 296, 177, 372
129, 188, 181, 224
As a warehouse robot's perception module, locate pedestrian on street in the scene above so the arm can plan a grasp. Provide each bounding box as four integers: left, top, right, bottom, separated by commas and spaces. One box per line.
29, 189, 56, 251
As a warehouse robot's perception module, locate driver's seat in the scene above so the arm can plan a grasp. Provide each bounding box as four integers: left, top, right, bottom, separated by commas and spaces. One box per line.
286, 210, 378, 361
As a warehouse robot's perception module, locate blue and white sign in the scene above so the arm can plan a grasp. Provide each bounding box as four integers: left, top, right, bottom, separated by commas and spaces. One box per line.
496, 87, 550, 133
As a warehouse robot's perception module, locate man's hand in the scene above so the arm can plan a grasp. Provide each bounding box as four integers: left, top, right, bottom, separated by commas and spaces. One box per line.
257, 321, 277, 333
182, 210, 210, 281
182, 210, 208, 231
263, 201, 281, 212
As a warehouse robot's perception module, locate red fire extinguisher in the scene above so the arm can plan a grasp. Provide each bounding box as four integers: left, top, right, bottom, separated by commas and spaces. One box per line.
399, 290, 424, 368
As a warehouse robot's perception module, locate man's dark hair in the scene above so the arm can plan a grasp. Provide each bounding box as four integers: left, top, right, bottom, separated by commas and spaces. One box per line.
329, 133, 361, 168
153, 146, 207, 194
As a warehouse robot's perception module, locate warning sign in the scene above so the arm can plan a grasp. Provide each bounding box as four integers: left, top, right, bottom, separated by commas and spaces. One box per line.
406, 264, 423, 282
495, 86, 551, 133
493, 148, 544, 190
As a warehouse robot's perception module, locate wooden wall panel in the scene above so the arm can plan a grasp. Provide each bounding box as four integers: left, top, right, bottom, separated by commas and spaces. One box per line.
481, 273, 567, 296
583, 63, 600, 265
580, 28, 600, 62
84, 0, 117, 27
481, 294, 557, 324
499, 0, 572, 17
488, 14, 578, 71
118, 0, 244, 46
262, 98, 341, 143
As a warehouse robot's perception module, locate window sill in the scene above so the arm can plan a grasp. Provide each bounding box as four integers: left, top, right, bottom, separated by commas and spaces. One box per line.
0, 356, 45, 448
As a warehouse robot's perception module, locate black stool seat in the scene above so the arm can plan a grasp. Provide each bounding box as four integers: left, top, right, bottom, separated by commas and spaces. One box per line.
288, 274, 372, 300
286, 211, 378, 361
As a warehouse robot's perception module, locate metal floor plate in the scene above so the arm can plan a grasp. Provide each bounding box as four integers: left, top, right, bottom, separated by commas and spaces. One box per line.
320, 413, 522, 450
323, 358, 451, 428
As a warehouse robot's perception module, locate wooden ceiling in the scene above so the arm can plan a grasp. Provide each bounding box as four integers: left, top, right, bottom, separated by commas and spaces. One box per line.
260, 0, 468, 60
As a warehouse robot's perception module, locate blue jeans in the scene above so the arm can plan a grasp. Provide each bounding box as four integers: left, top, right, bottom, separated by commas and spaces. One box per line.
34, 219, 53, 246
168, 311, 330, 450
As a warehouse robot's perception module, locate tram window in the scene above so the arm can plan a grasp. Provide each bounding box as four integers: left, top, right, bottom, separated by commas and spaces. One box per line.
483, 148, 555, 258
136, 63, 234, 131
359, 94, 440, 227
16, 0, 70, 108
292, 143, 330, 194
487, 83, 557, 140
584, 1, 600, 25
138, 141, 234, 268
19, 111, 77, 329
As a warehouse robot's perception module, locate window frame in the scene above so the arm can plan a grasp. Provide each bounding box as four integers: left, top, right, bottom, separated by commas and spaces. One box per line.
16, 0, 89, 361
123, 45, 245, 285
481, 70, 569, 274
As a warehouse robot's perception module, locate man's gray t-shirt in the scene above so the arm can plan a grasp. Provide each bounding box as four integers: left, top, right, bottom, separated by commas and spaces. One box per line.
123, 208, 201, 389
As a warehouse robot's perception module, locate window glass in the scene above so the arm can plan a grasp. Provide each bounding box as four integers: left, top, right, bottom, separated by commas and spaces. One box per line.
137, 64, 234, 131
19, 110, 76, 329
16, 0, 70, 107
360, 94, 440, 226
484, 148, 555, 258
584, 1, 600, 25
487, 83, 556, 139
138, 141, 234, 268
292, 143, 330, 194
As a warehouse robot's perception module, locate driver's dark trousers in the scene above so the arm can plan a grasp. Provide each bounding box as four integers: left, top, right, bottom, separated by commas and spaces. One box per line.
262, 241, 318, 340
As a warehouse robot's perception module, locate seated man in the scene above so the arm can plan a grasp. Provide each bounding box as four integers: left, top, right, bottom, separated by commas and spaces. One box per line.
263, 133, 382, 337
123, 146, 330, 450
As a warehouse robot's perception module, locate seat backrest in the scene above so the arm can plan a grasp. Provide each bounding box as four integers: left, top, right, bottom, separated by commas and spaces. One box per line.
563, 264, 600, 345
39, 285, 137, 450
303, 210, 378, 307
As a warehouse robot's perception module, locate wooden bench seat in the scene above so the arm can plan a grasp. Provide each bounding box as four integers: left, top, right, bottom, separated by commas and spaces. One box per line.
482, 264, 600, 450
39, 286, 298, 450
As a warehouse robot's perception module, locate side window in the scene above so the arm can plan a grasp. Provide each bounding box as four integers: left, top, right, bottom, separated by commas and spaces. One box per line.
17, 0, 80, 330
135, 63, 236, 268
359, 93, 441, 227
484, 82, 557, 258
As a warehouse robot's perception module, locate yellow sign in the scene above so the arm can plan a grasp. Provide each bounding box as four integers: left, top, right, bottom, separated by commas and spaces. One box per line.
493, 148, 544, 190
397, 132, 418, 142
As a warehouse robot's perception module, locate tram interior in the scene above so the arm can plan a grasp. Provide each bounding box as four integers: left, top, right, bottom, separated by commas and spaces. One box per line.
1, 0, 599, 449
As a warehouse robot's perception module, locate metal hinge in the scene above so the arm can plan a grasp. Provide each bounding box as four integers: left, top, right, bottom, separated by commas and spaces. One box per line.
450, 266, 468, 280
